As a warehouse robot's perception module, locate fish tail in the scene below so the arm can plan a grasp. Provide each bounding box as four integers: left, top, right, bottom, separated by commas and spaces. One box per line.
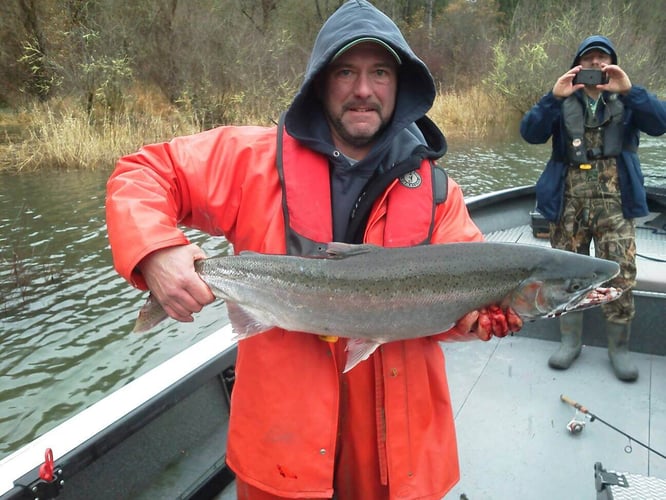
132, 293, 169, 333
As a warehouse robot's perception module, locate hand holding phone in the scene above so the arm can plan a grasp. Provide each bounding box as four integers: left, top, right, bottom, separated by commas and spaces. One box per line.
573, 69, 608, 85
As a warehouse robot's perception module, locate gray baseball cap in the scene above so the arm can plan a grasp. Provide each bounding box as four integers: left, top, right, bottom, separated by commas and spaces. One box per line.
331, 37, 402, 65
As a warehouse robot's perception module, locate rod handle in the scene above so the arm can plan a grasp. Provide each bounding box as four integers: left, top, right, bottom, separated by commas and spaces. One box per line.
560, 394, 588, 413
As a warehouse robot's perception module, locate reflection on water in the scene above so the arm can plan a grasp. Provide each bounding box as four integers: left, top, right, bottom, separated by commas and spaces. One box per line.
446, 138, 549, 196
445, 134, 666, 197
0, 169, 229, 457
0, 136, 664, 459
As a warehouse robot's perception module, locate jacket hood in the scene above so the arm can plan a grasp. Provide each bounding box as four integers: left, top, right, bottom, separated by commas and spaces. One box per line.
571, 35, 618, 67
284, 0, 439, 159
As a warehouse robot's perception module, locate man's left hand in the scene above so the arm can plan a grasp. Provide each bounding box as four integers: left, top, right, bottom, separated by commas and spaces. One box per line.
599, 63, 632, 95
454, 306, 523, 341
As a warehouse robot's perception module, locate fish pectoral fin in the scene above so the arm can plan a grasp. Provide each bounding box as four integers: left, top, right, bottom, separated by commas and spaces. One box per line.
227, 302, 273, 339
343, 339, 381, 373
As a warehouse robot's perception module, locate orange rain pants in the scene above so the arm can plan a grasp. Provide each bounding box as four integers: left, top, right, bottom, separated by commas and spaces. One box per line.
236, 340, 389, 500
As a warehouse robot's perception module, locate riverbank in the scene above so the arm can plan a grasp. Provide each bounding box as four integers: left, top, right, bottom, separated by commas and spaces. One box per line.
0, 86, 519, 173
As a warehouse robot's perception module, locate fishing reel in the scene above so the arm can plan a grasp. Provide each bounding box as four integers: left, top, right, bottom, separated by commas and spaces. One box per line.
567, 417, 586, 434
562, 395, 588, 435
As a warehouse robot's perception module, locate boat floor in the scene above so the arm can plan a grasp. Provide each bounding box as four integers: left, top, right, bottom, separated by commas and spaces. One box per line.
216, 336, 666, 499
445, 336, 666, 499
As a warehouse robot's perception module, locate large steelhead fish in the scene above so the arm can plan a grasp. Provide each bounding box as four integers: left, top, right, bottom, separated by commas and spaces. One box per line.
134, 242, 621, 372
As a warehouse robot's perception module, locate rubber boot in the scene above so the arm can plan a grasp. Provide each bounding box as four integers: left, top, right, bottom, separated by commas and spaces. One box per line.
607, 321, 639, 382
548, 312, 583, 369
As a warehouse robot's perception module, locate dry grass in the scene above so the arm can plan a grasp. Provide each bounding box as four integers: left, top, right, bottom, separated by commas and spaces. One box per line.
429, 85, 521, 140
1, 85, 520, 172
0, 87, 204, 172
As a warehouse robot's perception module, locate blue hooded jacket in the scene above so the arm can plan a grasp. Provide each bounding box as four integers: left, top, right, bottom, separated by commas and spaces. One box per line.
520, 35, 666, 222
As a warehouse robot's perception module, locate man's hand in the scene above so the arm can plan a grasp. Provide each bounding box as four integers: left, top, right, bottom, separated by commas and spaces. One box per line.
598, 63, 632, 95
552, 66, 585, 99
450, 306, 523, 342
553, 64, 632, 99
136, 244, 215, 323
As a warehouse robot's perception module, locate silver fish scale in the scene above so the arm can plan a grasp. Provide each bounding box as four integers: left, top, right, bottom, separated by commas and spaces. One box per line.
195, 242, 619, 340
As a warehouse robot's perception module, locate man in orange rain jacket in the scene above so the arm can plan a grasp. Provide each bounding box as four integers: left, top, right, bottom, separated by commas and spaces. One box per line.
106, 1, 522, 498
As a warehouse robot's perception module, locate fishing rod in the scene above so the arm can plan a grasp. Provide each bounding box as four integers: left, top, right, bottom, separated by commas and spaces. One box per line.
560, 394, 666, 460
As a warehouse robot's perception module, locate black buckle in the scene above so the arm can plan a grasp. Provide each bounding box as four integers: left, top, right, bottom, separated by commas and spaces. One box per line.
594, 462, 629, 492
586, 147, 604, 159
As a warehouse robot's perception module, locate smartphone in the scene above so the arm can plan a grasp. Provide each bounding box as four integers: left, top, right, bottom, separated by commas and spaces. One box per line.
573, 69, 608, 85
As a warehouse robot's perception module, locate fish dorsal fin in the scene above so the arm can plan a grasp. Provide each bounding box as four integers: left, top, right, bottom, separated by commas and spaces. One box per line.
238, 250, 261, 256
324, 242, 380, 259
226, 302, 273, 339
344, 338, 381, 373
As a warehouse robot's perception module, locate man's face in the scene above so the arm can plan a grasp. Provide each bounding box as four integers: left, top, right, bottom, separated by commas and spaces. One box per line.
579, 49, 612, 68
321, 42, 399, 159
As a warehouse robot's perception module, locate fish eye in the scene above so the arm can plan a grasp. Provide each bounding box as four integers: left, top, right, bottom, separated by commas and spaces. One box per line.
567, 281, 582, 293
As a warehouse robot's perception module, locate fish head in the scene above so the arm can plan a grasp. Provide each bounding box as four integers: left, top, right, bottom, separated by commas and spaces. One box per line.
506, 251, 621, 320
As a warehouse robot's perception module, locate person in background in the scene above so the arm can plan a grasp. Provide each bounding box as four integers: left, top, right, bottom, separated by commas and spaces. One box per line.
107, 1, 521, 498
520, 35, 666, 382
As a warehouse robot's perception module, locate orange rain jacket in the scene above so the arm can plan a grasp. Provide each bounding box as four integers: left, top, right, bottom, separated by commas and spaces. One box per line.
107, 2, 484, 498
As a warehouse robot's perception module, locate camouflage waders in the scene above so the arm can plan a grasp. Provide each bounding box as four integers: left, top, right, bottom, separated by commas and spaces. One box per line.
549, 131, 636, 323
548, 125, 638, 381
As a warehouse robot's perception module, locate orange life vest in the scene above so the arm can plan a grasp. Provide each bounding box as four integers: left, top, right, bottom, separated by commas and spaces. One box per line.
226, 127, 480, 498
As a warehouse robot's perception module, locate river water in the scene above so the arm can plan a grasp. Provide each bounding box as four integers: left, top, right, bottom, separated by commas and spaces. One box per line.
1, 133, 665, 460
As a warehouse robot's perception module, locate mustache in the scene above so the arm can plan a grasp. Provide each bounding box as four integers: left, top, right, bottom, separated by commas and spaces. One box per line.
342, 101, 380, 112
